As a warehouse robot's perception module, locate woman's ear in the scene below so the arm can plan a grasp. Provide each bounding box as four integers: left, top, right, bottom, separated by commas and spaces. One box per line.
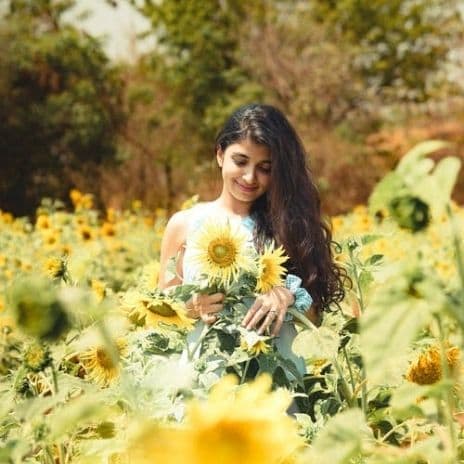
216, 148, 224, 168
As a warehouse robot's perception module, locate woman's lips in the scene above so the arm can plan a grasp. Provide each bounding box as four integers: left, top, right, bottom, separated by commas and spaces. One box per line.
235, 181, 258, 193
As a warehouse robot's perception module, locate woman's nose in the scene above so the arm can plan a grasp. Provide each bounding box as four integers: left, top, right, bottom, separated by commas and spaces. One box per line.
243, 169, 256, 184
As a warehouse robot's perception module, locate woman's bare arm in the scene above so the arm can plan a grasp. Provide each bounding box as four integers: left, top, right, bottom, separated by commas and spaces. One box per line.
158, 210, 189, 289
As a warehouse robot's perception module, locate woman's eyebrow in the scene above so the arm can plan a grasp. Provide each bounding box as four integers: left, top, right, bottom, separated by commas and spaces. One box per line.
231, 152, 249, 158
231, 152, 271, 163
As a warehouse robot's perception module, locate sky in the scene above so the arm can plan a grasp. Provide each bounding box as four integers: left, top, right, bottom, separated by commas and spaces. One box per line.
64, 0, 155, 62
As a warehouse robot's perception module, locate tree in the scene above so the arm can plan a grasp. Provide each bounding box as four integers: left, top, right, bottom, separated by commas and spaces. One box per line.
128, 0, 265, 140
0, 0, 125, 215
309, 0, 463, 102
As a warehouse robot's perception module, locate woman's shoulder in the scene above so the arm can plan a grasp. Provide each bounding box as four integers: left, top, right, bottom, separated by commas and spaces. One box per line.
164, 202, 213, 237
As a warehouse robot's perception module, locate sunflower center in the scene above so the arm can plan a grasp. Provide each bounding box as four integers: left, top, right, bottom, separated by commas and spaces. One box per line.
148, 302, 176, 317
208, 239, 236, 267
203, 421, 251, 460
96, 347, 115, 370
260, 261, 270, 278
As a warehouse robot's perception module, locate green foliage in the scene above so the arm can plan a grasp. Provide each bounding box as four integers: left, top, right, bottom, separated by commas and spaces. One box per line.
0, 0, 125, 215
130, 0, 265, 139
307, 408, 372, 462
369, 140, 462, 226
310, 0, 462, 101
8, 276, 70, 341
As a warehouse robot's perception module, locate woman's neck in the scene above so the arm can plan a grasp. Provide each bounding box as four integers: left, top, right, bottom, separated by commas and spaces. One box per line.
212, 196, 251, 219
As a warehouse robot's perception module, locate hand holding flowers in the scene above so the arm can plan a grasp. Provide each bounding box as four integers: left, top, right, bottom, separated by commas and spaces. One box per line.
185, 292, 225, 324
242, 286, 294, 336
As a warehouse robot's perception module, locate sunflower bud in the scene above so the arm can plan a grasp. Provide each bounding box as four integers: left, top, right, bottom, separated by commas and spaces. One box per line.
388, 195, 430, 232
8, 277, 70, 341
24, 343, 52, 372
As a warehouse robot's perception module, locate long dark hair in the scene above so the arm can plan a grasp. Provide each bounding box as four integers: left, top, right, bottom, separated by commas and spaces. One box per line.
215, 103, 347, 313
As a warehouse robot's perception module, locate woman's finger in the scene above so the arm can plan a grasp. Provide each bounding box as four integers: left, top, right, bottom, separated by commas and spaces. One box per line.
241, 301, 262, 327
207, 293, 225, 303
245, 306, 268, 331
271, 311, 286, 336
201, 312, 217, 324
257, 309, 278, 335
202, 303, 223, 314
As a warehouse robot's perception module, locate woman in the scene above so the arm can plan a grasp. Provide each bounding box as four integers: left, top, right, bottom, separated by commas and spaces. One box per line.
158, 103, 346, 374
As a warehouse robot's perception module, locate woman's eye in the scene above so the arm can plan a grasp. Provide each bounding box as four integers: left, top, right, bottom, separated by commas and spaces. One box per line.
259, 166, 271, 174
234, 160, 246, 166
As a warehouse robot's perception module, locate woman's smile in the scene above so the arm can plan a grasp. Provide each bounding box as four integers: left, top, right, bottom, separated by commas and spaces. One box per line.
235, 180, 259, 193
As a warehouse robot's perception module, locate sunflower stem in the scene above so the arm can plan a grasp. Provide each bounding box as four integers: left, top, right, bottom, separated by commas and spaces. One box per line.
333, 357, 355, 408
187, 322, 211, 361
287, 307, 318, 331
50, 364, 59, 395
288, 308, 355, 408
342, 345, 357, 399
240, 359, 251, 384
347, 245, 369, 417
446, 203, 464, 293
435, 315, 458, 459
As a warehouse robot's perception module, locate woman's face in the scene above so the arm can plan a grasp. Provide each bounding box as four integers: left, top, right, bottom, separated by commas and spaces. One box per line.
217, 138, 271, 205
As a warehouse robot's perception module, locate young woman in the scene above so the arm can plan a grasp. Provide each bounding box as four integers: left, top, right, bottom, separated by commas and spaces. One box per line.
158, 103, 346, 373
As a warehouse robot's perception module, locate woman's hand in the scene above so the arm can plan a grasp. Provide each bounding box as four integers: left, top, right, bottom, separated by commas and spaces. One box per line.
241, 287, 295, 336
185, 292, 224, 325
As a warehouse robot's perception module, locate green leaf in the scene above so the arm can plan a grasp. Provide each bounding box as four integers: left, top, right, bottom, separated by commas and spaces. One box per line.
308, 409, 372, 463
364, 254, 384, 266
413, 156, 462, 217
390, 381, 452, 420
368, 172, 404, 215
360, 234, 383, 246
48, 392, 111, 441
277, 356, 305, 388
396, 140, 449, 176
292, 327, 339, 361
359, 267, 440, 385
227, 349, 251, 366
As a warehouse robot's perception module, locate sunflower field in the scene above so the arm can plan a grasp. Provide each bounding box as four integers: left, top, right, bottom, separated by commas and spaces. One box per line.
0, 141, 464, 464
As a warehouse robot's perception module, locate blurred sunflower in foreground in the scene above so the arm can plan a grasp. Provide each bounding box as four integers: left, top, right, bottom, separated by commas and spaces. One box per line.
128, 374, 303, 464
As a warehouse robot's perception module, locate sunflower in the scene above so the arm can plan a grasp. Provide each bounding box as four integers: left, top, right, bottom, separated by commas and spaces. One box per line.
101, 221, 116, 237
240, 330, 271, 356
406, 345, 461, 385
122, 290, 194, 331
78, 225, 95, 241
189, 218, 255, 287
80, 338, 128, 386
128, 375, 303, 464
91, 279, 106, 302
70, 189, 93, 210
43, 257, 66, 279
42, 229, 60, 246
36, 214, 51, 230
255, 243, 288, 293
